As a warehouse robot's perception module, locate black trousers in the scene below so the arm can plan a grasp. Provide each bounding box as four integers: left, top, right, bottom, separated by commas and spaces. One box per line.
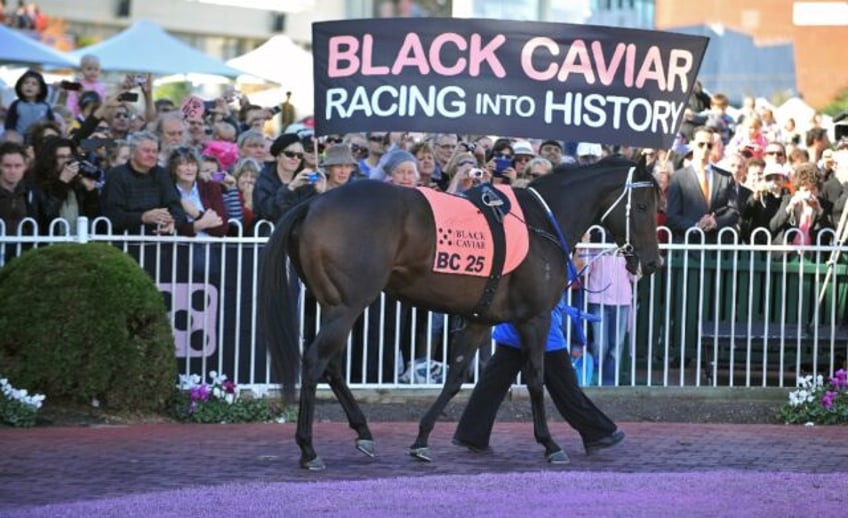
454, 344, 617, 448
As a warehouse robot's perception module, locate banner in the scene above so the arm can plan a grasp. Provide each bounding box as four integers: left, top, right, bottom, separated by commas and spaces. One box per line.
312, 18, 709, 149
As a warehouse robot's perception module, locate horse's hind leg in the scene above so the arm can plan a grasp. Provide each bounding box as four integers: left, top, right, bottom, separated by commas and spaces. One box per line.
296, 307, 362, 471
324, 350, 376, 458
517, 319, 567, 464
410, 321, 491, 462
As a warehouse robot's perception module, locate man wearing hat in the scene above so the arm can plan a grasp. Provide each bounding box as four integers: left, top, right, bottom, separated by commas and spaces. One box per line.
539, 139, 564, 166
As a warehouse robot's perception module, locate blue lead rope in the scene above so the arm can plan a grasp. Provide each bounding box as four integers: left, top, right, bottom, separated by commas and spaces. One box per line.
527, 187, 597, 345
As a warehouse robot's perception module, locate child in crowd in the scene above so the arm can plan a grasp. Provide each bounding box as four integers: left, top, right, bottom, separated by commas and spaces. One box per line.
66, 54, 107, 119
3, 69, 54, 143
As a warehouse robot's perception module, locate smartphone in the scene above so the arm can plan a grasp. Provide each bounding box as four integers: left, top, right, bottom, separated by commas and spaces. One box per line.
212, 172, 226, 183
494, 156, 511, 173
59, 80, 83, 91
133, 74, 147, 86
118, 92, 139, 102
268, 105, 282, 115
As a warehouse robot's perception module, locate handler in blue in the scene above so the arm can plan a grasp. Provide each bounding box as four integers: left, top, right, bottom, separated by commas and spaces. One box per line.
452, 297, 625, 457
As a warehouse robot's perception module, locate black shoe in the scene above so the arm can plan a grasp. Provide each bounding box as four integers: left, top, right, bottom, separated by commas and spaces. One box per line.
584, 430, 625, 455
451, 437, 493, 454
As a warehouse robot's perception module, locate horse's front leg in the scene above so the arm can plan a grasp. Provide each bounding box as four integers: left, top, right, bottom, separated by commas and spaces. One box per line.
410, 321, 491, 462
517, 318, 567, 464
324, 351, 375, 458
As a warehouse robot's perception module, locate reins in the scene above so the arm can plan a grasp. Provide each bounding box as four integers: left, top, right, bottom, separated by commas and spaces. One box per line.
526, 165, 655, 343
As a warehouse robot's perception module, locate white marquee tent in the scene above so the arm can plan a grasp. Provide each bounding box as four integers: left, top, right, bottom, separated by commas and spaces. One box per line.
69, 20, 243, 77
227, 35, 313, 117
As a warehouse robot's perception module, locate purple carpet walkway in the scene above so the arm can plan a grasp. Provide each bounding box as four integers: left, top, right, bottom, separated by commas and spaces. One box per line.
2, 421, 846, 516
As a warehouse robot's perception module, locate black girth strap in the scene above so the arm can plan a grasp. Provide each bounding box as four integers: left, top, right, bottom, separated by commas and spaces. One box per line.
464, 184, 510, 319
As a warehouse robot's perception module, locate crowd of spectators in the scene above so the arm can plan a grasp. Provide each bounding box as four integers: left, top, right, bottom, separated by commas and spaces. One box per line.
1, 1, 47, 32
1, 43, 848, 383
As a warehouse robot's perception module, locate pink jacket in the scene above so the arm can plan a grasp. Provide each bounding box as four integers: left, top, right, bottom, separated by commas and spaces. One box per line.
582, 253, 635, 306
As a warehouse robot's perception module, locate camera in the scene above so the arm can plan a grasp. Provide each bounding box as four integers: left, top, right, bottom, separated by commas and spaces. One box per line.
118, 92, 139, 102
462, 142, 476, 153
308, 172, 321, 183
468, 168, 485, 179
59, 80, 82, 91
72, 156, 103, 180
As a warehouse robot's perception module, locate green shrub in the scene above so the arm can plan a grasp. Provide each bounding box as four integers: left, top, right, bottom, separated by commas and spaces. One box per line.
0, 243, 176, 412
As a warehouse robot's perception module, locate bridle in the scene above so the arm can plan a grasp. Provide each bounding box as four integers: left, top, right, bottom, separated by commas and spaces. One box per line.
598, 166, 655, 259
526, 165, 654, 285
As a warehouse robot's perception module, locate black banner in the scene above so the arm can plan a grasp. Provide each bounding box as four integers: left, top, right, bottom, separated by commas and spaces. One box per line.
313, 18, 709, 149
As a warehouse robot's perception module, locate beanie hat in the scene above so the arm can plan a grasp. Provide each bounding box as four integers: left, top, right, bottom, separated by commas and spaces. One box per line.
383, 149, 416, 174
270, 133, 301, 157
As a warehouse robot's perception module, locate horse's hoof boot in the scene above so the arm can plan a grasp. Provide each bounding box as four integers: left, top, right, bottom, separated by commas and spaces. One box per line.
300, 456, 326, 471
355, 439, 376, 458
547, 450, 570, 464
409, 447, 432, 462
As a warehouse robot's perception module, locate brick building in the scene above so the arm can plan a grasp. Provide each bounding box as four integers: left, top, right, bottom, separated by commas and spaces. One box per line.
655, 0, 848, 109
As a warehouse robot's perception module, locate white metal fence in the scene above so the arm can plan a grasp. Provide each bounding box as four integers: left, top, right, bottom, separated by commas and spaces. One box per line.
1, 217, 846, 392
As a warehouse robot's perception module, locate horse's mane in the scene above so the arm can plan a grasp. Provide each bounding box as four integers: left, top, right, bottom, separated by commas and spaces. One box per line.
530, 155, 660, 200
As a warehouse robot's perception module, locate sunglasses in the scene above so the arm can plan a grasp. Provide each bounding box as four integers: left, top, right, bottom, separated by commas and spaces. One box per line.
350, 144, 366, 152
514, 156, 531, 162
282, 150, 304, 160
695, 142, 713, 150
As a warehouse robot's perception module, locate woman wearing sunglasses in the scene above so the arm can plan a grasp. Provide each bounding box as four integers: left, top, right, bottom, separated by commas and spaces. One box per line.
253, 132, 315, 223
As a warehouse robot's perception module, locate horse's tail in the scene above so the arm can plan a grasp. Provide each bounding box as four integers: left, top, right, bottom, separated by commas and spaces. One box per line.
259, 201, 310, 406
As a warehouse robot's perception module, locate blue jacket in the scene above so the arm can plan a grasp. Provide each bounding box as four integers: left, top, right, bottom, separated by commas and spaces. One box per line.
492, 299, 568, 352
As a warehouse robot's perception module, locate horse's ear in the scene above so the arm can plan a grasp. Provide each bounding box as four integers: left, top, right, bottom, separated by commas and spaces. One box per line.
637, 151, 648, 173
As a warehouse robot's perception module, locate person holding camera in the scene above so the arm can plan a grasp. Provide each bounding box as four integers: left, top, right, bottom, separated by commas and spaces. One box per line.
769, 162, 833, 254
30, 136, 101, 234
444, 151, 485, 194
253, 132, 315, 223
739, 159, 784, 244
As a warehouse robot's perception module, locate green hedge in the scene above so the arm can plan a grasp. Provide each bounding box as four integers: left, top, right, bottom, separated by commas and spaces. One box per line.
0, 243, 176, 412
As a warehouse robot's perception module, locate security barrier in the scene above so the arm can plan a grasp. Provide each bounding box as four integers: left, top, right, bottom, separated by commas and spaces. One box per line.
1, 217, 846, 391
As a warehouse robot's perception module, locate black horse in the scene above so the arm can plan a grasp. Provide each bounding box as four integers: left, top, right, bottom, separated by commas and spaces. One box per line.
260, 156, 662, 470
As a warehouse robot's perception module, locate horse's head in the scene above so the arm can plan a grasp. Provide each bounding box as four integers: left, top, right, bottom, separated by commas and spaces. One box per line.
597, 158, 663, 276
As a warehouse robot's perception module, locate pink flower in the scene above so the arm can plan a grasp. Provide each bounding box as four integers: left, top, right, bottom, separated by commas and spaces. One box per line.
222, 380, 236, 394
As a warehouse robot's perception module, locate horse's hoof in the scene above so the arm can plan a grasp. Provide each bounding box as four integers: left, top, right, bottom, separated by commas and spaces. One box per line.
409, 447, 432, 462
300, 456, 326, 471
546, 450, 570, 464
355, 439, 376, 458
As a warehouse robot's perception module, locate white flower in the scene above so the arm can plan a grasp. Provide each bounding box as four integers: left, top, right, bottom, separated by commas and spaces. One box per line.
224, 393, 235, 405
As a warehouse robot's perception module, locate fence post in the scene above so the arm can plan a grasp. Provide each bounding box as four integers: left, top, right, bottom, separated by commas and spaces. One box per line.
76, 216, 90, 244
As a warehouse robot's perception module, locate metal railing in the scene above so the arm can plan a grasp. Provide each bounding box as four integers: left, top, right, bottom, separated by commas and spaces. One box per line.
1, 217, 846, 392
